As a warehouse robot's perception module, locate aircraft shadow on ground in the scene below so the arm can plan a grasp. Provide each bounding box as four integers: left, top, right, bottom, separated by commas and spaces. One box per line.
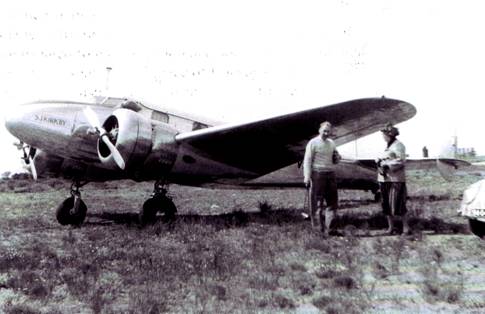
407, 194, 460, 202
86, 207, 469, 236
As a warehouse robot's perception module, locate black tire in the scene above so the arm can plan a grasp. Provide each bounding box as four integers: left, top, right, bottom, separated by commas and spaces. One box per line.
163, 198, 177, 221
56, 196, 87, 226
469, 219, 485, 238
140, 197, 159, 225
140, 196, 177, 225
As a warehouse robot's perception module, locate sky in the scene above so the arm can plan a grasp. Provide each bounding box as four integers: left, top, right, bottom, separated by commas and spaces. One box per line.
1, 0, 484, 173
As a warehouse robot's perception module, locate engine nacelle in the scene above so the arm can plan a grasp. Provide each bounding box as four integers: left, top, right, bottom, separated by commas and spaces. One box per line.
98, 108, 152, 170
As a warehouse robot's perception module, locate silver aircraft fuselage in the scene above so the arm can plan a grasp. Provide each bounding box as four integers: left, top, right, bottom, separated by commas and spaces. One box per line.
5, 100, 259, 185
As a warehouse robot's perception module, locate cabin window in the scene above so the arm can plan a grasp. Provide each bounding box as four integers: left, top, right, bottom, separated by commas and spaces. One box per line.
192, 121, 208, 131
151, 111, 169, 123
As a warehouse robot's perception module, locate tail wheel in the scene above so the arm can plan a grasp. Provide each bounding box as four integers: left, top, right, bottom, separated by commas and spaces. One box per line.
469, 219, 485, 238
56, 196, 87, 226
139, 196, 177, 225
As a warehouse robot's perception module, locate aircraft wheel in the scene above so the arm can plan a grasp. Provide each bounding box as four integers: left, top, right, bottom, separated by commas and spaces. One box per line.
140, 196, 177, 225
56, 196, 87, 226
469, 219, 485, 238
163, 198, 177, 221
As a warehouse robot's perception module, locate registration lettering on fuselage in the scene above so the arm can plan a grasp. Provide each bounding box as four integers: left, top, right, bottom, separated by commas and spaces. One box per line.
35, 114, 67, 127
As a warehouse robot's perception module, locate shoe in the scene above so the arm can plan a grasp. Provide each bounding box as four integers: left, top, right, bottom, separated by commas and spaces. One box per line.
402, 224, 411, 235
402, 228, 412, 235
385, 229, 398, 235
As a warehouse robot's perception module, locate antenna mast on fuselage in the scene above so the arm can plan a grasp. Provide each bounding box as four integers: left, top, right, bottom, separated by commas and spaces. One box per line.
105, 66, 112, 93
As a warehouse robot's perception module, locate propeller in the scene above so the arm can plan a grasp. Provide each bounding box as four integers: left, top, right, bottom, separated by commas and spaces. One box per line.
436, 141, 460, 181
436, 159, 455, 182
27, 149, 37, 180
15, 141, 38, 180
82, 107, 126, 170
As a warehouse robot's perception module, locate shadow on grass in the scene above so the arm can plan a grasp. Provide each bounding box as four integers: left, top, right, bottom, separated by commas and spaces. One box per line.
407, 194, 460, 202
86, 209, 305, 229
337, 199, 376, 209
333, 212, 468, 235
86, 208, 468, 235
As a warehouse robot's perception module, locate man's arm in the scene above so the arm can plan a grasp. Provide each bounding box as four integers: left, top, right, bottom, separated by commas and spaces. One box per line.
303, 141, 313, 186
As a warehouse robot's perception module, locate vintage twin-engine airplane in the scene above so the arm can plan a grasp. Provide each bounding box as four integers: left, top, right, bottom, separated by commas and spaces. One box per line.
4, 96, 459, 226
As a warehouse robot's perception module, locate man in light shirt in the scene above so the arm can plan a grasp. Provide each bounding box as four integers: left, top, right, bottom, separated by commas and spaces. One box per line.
303, 121, 341, 235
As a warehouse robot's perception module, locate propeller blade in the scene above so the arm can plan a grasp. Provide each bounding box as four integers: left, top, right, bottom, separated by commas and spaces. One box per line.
83, 106, 126, 170
83, 106, 102, 129
100, 134, 125, 170
436, 159, 455, 182
29, 155, 38, 180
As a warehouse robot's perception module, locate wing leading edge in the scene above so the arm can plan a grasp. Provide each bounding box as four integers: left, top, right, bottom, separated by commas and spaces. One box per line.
175, 97, 416, 175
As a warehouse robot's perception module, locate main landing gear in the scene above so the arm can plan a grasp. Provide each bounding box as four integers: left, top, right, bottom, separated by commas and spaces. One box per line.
139, 180, 177, 225
56, 181, 88, 226
55, 180, 177, 226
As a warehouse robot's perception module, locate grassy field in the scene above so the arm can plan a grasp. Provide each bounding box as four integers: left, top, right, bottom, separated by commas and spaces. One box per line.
0, 171, 485, 313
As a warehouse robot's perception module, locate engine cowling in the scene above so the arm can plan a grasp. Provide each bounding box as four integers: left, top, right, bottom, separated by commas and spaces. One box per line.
98, 108, 153, 170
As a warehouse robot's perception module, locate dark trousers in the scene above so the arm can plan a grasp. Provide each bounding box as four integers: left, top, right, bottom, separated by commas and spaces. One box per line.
380, 182, 407, 216
309, 171, 338, 225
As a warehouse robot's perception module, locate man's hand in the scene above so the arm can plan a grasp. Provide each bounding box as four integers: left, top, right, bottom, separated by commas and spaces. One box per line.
375, 158, 382, 167
378, 162, 389, 177
332, 150, 341, 164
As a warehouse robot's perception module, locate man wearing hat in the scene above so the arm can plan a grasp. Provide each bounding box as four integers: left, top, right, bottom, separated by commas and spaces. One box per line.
376, 123, 410, 235
303, 121, 341, 236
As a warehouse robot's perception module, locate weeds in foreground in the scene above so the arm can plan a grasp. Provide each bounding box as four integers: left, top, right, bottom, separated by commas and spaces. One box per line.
258, 200, 273, 213
0, 174, 480, 312
3, 303, 42, 314
372, 236, 410, 275
418, 246, 465, 303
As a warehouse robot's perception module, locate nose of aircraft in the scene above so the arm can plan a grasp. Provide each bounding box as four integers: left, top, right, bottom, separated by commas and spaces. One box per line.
4, 106, 28, 139
4, 102, 76, 147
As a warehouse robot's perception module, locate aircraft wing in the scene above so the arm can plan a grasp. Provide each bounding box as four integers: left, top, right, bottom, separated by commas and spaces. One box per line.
407, 158, 470, 171
175, 97, 416, 175
355, 158, 470, 170
241, 159, 379, 191
356, 158, 471, 182
239, 157, 471, 190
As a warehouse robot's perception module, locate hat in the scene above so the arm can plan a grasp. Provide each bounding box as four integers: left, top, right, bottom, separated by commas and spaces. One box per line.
381, 123, 399, 137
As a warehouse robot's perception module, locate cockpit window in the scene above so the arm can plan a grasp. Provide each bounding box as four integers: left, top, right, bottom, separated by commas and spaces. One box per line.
94, 96, 129, 108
